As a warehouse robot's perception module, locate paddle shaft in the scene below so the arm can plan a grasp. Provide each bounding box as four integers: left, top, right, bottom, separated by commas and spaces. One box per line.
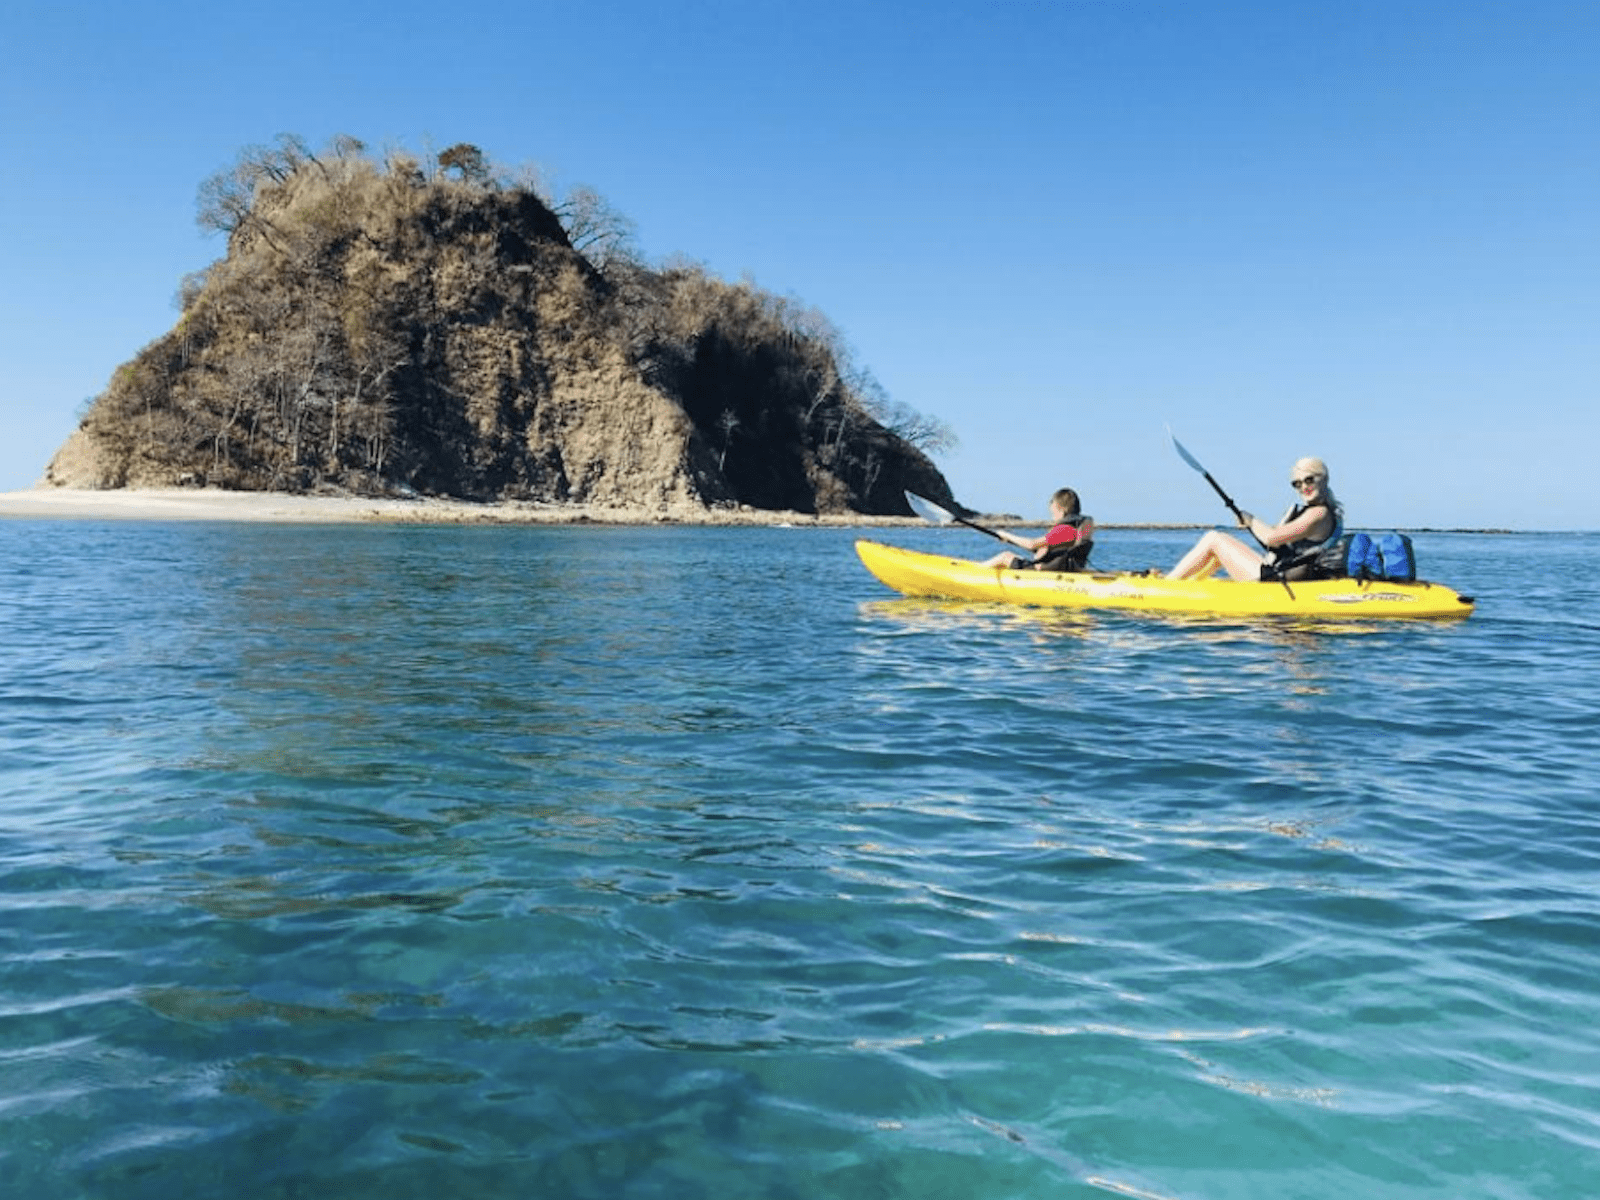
1167, 430, 1297, 595
956, 515, 1011, 544
905, 491, 1012, 544
1168, 430, 1267, 550
1199, 471, 1259, 542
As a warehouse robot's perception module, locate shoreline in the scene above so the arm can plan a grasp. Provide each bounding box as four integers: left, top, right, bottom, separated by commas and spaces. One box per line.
0, 488, 1512, 533
0, 487, 1183, 530
0, 487, 915, 527
0, 487, 1181, 528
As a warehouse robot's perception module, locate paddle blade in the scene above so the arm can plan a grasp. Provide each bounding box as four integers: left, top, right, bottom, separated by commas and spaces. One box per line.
1167, 425, 1206, 475
1167, 425, 1252, 534
905, 491, 958, 525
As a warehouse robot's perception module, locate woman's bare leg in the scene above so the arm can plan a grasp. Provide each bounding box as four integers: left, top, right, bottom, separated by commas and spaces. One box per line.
1167, 530, 1263, 580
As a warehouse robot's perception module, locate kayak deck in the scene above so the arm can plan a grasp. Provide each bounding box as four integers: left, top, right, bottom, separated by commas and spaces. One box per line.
855, 540, 1475, 620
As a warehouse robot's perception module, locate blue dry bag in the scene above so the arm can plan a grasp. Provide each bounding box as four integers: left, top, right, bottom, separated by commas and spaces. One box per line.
1372, 532, 1416, 582
1314, 532, 1417, 581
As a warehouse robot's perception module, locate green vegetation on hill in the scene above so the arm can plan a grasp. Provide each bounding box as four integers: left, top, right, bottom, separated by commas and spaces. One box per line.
50, 134, 956, 515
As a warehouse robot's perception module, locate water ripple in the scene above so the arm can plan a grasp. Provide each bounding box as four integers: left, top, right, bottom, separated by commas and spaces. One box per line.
2, 526, 1598, 1197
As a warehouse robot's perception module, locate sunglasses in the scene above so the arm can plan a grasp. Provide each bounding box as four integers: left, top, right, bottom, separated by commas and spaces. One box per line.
1290, 476, 1323, 489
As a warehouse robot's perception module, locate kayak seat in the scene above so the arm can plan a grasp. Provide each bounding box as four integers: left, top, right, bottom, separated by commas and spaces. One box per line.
1033, 538, 1094, 572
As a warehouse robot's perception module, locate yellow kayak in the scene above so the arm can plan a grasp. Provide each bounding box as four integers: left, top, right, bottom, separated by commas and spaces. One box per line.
855, 540, 1475, 620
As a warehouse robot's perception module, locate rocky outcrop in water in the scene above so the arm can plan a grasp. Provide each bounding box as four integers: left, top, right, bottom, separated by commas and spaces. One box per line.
45, 136, 955, 516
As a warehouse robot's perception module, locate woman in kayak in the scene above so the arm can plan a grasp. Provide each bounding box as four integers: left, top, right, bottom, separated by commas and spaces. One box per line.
1167, 457, 1343, 581
983, 487, 1095, 571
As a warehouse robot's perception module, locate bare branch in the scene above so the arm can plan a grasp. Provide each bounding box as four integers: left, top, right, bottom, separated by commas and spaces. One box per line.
554, 184, 639, 269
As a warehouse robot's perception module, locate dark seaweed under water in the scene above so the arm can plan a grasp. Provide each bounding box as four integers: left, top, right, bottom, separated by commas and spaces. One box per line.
2, 521, 1596, 1199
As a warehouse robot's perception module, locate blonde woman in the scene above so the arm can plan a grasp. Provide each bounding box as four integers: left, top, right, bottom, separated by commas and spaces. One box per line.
1168, 457, 1343, 581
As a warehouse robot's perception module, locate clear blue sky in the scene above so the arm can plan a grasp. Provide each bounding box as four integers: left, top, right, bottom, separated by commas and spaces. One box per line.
3, 0, 1595, 529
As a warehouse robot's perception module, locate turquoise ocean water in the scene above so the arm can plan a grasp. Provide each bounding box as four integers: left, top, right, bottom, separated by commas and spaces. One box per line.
2, 519, 1597, 1198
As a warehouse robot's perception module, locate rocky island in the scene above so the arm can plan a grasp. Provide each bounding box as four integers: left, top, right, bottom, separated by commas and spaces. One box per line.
39, 135, 956, 523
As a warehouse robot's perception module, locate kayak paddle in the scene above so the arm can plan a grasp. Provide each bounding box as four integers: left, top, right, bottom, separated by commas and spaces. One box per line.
1167, 426, 1296, 594
904, 491, 1011, 544
1166, 426, 1266, 549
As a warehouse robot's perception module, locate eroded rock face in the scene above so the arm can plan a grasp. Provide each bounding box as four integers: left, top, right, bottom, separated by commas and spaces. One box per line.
42, 428, 121, 489
48, 143, 952, 516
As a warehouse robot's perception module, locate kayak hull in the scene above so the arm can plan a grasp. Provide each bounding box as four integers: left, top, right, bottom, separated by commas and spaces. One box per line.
855, 540, 1475, 620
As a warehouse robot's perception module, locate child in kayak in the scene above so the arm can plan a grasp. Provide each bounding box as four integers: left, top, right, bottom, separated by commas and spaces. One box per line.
983, 487, 1095, 571
1167, 456, 1343, 580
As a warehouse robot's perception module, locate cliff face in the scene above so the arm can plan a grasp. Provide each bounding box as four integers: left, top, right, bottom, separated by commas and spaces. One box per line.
47, 139, 954, 515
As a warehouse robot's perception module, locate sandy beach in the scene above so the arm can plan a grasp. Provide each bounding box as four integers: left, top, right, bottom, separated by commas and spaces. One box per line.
0, 487, 927, 527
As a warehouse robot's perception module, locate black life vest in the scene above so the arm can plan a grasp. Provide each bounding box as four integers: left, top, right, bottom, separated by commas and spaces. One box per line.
1264, 501, 1344, 580
1032, 516, 1094, 572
